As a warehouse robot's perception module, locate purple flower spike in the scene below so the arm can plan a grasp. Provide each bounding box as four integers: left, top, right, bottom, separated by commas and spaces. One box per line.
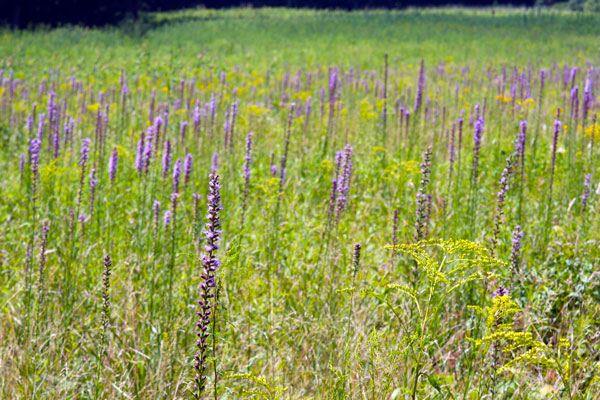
164, 209, 172, 228
108, 147, 118, 182
492, 286, 509, 298
173, 158, 182, 193
414, 59, 426, 113
181, 121, 188, 142
29, 138, 41, 177
415, 146, 432, 242
184, 153, 193, 189
80, 138, 91, 169
509, 225, 523, 274
193, 173, 222, 399
582, 173, 591, 213
162, 139, 172, 180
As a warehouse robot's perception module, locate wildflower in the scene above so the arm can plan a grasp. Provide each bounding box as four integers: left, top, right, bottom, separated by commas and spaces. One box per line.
152, 200, 160, 234
583, 75, 593, 121
490, 155, 515, 256
194, 174, 222, 399
582, 173, 591, 213
509, 225, 523, 275
471, 117, 484, 186
184, 153, 193, 189
492, 285, 509, 298
352, 243, 361, 277
80, 138, 91, 169
108, 147, 118, 182
335, 144, 354, 223
164, 210, 172, 229
100, 254, 112, 347
415, 146, 432, 242
181, 121, 188, 143
173, 158, 182, 193
162, 139, 172, 180
516, 120, 527, 164
414, 59, 425, 113
29, 138, 41, 177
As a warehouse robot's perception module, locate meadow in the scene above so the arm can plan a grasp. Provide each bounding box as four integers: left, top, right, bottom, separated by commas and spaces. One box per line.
1, 7, 599, 399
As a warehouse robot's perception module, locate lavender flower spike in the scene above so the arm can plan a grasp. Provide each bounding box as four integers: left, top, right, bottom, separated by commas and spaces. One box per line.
173, 158, 182, 193
415, 146, 432, 242
184, 153, 193, 189
582, 173, 591, 213
509, 225, 523, 275
164, 209, 172, 229
193, 173, 222, 399
29, 138, 41, 177
414, 59, 426, 113
80, 138, 92, 169
162, 139, 172, 180
108, 147, 118, 182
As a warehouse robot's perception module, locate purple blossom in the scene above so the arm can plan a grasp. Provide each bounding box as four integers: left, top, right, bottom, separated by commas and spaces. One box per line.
164, 209, 171, 228
243, 132, 253, 182
517, 120, 527, 161
143, 129, 154, 173
193, 105, 201, 133
582, 173, 591, 213
509, 225, 523, 274
108, 147, 118, 182
181, 121, 188, 142
492, 286, 509, 298
37, 113, 46, 141
415, 146, 432, 242
80, 138, 91, 169
29, 138, 41, 177
571, 86, 579, 119
583, 76, 593, 120
162, 139, 172, 179
471, 117, 484, 185
193, 173, 222, 399
570, 66, 577, 89
490, 155, 515, 256
335, 144, 354, 224
135, 139, 144, 174
184, 153, 193, 189
173, 158, 182, 193
52, 132, 60, 158
414, 59, 426, 113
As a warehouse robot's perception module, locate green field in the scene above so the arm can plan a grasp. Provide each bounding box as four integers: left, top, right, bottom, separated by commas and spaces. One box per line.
1, 7, 599, 399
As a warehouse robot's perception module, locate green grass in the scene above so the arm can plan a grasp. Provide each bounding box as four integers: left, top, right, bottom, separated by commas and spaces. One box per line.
0, 7, 599, 399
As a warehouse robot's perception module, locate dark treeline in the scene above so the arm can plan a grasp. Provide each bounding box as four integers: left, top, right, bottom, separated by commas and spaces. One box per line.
3, 0, 536, 28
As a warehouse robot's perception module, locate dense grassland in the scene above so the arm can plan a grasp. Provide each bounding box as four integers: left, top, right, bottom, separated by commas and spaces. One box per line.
1, 7, 600, 399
